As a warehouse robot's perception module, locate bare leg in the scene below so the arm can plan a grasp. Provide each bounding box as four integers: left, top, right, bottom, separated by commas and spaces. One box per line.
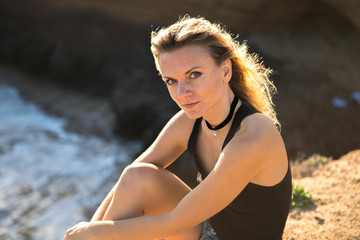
90, 184, 116, 221
94, 162, 202, 240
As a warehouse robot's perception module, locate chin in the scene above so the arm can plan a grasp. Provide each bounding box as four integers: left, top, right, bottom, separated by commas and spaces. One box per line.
182, 109, 203, 119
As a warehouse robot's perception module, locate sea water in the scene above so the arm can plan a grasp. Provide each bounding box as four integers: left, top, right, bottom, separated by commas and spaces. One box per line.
0, 85, 141, 240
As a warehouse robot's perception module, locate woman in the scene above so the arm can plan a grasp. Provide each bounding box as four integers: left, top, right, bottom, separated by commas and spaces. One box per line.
64, 16, 292, 240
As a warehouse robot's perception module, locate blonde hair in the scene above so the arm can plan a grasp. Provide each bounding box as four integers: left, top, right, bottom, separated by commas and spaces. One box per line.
151, 16, 280, 128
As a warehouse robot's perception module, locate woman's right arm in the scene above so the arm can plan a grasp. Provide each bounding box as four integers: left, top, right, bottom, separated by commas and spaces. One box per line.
90, 110, 194, 222
133, 110, 195, 168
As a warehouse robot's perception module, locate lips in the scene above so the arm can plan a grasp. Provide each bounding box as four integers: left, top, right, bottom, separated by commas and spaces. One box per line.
182, 101, 199, 109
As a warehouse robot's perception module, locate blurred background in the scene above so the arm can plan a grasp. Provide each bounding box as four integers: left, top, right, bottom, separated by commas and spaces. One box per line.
0, 0, 359, 239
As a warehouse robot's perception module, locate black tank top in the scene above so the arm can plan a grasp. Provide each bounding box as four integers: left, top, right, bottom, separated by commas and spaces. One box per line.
187, 102, 292, 240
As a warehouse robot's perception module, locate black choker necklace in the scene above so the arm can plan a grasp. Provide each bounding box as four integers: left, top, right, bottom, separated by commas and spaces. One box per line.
205, 96, 238, 136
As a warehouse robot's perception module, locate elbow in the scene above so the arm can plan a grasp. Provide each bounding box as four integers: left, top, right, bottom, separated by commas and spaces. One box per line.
167, 212, 185, 235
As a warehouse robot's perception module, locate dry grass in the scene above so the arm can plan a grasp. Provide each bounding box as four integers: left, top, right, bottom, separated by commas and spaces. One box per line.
290, 153, 333, 179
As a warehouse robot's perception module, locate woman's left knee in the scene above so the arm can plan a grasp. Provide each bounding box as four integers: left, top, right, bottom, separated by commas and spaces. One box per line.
117, 163, 163, 192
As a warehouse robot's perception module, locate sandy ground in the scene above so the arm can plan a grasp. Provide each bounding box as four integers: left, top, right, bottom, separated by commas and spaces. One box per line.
284, 150, 360, 240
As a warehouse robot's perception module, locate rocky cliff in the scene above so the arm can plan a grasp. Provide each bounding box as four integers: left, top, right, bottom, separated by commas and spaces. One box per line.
0, 0, 359, 158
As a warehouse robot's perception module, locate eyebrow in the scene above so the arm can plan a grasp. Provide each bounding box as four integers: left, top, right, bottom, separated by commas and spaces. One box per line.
163, 66, 202, 79
185, 66, 201, 74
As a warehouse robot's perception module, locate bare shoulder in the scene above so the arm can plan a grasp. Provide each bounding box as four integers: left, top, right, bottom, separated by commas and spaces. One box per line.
164, 110, 196, 134
168, 110, 196, 129
223, 113, 286, 169
240, 113, 281, 142
157, 110, 196, 148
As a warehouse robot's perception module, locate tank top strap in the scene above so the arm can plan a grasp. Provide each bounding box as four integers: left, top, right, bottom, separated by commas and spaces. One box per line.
222, 103, 259, 150
187, 117, 202, 161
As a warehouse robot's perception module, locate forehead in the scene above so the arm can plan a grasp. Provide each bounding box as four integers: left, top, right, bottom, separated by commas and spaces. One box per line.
158, 45, 214, 75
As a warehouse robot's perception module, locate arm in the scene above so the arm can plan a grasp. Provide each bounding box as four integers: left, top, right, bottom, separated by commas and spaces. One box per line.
65, 115, 286, 240
134, 110, 195, 168
89, 110, 194, 221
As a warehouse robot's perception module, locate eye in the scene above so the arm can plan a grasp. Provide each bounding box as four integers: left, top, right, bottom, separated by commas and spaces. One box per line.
189, 71, 202, 79
164, 78, 177, 86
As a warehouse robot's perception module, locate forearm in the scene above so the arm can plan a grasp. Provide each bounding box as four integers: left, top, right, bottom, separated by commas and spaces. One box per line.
89, 213, 182, 240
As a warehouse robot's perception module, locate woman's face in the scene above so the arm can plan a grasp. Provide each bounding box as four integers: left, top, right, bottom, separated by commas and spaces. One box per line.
158, 44, 232, 119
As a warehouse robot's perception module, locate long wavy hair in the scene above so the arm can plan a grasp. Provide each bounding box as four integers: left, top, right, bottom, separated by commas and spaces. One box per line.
151, 16, 280, 128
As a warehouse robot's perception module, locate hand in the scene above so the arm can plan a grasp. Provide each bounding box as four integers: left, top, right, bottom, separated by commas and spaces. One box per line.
64, 222, 96, 240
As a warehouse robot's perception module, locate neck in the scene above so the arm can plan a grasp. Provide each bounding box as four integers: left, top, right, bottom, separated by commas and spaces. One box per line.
203, 92, 237, 128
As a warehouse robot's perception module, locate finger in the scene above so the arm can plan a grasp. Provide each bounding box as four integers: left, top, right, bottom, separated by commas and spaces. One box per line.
64, 230, 71, 240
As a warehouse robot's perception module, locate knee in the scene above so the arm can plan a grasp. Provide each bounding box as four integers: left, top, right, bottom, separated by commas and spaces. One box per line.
116, 163, 161, 191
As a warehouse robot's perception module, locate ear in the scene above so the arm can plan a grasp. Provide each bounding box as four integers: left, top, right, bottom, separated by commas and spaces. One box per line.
222, 58, 232, 83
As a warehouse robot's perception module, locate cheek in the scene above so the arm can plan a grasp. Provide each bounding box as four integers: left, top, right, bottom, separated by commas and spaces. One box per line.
167, 87, 178, 102
203, 75, 220, 93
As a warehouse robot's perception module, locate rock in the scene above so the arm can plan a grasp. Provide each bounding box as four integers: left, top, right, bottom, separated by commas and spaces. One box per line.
24, 0, 356, 33
323, 0, 360, 30
314, 216, 325, 225
110, 63, 177, 142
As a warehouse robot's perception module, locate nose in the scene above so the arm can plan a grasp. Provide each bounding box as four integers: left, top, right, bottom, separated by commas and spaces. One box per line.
177, 82, 192, 98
